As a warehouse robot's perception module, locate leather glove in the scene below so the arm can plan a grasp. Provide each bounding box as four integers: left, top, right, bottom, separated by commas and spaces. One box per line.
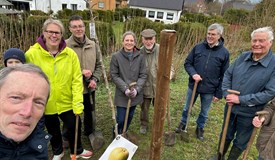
129, 88, 137, 98
125, 89, 131, 97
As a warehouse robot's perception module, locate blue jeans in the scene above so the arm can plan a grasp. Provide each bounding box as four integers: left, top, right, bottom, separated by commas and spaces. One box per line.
116, 106, 136, 134
223, 110, 254, 151
180, 87, 213, 129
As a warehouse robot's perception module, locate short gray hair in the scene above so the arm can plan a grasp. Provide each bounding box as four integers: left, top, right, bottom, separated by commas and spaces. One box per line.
42, 18, 65, 35
208, 23, 224, 35
0, 64, 50, 99
251, 27, 274, 41
122, 31, 137, 44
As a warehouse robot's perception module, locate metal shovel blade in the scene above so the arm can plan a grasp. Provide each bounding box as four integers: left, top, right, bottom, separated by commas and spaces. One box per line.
89, 131, 105, 150
164, 131, 176, 146
180, 130, 190, 143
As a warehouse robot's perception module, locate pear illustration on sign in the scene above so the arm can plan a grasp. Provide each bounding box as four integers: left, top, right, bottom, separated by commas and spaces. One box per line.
108, 147, 129, 160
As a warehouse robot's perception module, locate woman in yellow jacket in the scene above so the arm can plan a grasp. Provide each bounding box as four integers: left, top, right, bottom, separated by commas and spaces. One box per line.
25, 18, 92, 160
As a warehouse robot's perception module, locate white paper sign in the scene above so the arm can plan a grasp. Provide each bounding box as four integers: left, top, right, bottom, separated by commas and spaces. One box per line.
89, 22, 96, 39
99, 135, 138, 160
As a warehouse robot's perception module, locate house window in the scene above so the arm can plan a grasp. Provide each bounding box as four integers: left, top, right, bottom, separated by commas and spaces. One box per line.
157, 12, 164, 19
167, 13, 174, 20
71, 4, 77, 10
98, 2, 104, 9
62, 4, 67, 10
148, 11, 155, 18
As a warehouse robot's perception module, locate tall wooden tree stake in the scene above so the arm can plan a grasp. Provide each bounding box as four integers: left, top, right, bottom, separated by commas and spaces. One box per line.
84, 0, 118, 137
149, 30, 177, 160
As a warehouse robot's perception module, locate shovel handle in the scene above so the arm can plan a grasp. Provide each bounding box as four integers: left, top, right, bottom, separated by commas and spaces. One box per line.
185, 81, 199, 131
218, 89, 240, 159
219, 103, 233, 158
72, 115, 79, 160
242, 111, 269, 160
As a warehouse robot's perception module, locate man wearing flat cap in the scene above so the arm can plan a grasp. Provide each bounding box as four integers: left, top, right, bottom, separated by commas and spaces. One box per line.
139, 29, 159, 134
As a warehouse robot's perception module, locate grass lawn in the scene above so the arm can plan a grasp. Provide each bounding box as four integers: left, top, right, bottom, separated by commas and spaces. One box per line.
47, 21, 259, 160
51, 56, 259, 160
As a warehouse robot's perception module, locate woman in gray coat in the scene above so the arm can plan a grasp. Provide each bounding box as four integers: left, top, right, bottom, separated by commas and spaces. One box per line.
110, 31, 147, 135
253, 98, 275, 160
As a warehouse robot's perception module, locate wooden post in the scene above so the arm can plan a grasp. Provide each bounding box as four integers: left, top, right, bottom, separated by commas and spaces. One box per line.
85, 0, 118, 137
149, 30, 177, 160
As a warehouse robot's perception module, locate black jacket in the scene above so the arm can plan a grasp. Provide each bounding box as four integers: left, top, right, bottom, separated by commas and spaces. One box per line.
184, 38, 230, 98
0, 127, 51, 160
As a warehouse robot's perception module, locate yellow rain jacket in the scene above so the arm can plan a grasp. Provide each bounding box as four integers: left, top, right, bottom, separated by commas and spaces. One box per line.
25, 42, 84, 115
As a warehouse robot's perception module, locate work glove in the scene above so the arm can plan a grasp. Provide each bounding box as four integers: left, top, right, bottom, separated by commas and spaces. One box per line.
125, 89, 131, 97
129, 88, 137, 98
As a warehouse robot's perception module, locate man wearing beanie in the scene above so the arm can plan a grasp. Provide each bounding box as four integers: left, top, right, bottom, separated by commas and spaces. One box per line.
3, 48, 26, 67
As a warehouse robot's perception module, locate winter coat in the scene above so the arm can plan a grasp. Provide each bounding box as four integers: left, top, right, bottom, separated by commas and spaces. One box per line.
222, 50, 275, 117
66, 35, 102, 94
256, 98, 275, 160
140, 43, 159, 98
25, 35, 84, 115
184, 38, 230, 99
0, 128, 51, 160
110, 48, 147, 107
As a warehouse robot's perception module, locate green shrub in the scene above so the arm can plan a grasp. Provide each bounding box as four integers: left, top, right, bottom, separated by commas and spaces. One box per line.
30, 10, 48, 16
223, 9, 249, 25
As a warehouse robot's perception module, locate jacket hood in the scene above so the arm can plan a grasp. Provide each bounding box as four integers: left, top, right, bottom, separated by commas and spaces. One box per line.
36, 34, 66, 52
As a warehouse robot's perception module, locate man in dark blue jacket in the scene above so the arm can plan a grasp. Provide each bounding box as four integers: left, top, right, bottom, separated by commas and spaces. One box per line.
211, 26, 275, 160
0, 64, 51, 159
175, 23, 230, 141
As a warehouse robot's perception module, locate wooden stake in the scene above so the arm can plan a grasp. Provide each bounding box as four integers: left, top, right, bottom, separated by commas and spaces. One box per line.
85, 0, 118, 137
149, 30, 177, 160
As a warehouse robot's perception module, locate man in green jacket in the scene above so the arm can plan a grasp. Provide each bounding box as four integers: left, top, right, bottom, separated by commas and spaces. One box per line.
139, 29, 159, 134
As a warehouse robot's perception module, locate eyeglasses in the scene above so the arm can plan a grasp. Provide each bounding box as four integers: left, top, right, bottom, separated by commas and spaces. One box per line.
70, 25, 85, 29
44, 30, 61, 36
207, 33, 219, 37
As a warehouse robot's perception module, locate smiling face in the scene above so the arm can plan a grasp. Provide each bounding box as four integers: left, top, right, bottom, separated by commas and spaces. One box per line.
251, 32, 272, 56
206, 29, 221, 46
69, 20, 85, 40
0, 71, 49, 142
43, 23, 62, 49
142, 36, 156, 50
123, 35, 136, 52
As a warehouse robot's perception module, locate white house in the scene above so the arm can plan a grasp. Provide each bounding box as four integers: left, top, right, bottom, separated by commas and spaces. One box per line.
128, 0, 184, 24
7, 0, 87, 13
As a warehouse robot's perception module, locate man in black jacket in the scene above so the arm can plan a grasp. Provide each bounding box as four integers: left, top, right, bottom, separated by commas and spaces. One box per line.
175, 23, 230, 140
0, 64, 51, 159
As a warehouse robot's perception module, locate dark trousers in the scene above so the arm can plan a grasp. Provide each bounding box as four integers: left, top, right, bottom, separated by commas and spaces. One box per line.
83, 92, 96, 135
45, 110, 83, 155
140, 98, 154, 128
223, 110, 254, 150
116, 106, 137, 134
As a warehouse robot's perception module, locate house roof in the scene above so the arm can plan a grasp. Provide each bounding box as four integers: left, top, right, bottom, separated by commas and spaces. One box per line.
128, 0, 184, 11
0, 8, 21, 14
0, 0, 13, 6
231, 1, 255, 11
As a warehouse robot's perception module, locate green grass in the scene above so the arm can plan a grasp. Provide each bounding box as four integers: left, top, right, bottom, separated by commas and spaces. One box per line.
49, 58, 259, 160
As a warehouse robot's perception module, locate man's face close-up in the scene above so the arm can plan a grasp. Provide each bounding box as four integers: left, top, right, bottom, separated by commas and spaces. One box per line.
251, 32, 272, 56
0, 71, 49, 142
142, 36, 156, 50
206, 29, 220, 46
69, 20, 86, 39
